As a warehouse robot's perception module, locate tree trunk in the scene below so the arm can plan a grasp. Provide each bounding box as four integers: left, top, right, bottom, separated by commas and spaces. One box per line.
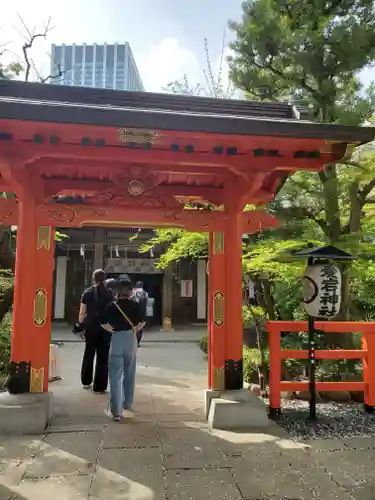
319, 165, 354, 346
335, 181, 363, 347
320, 165, 341, 243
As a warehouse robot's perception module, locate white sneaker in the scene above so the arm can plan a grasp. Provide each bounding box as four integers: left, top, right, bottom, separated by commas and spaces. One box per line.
105, 407, 121, 422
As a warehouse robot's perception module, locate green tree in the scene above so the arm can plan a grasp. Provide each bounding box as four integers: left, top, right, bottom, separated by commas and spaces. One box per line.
228, 0, 375, 331
140, 229, 208, 268
229, 0, 375, 123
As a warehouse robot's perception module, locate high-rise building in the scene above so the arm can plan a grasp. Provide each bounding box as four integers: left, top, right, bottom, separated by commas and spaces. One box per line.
50, 43, 144, 91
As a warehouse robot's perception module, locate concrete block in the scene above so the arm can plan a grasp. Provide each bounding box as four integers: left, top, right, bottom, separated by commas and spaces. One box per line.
0, 391, 54, 435
208, 389, 271, 430
204, 389, 220, 419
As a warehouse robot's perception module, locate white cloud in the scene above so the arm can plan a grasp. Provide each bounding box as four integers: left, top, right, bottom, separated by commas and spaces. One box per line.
135, 38, 202, 92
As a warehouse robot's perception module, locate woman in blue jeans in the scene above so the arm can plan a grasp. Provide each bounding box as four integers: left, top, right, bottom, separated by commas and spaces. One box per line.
101, 279, 145, 421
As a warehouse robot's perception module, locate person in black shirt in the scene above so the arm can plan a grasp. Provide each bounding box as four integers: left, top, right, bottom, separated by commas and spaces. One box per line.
101, 278, 145, 421
77, 269, 114, 393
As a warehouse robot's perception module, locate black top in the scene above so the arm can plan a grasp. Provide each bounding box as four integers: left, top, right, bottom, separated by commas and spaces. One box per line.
103, 298, 145, 332
81, 284, 113, 331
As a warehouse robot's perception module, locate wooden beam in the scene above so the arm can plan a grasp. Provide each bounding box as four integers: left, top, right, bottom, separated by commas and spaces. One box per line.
41, 178, 225, 205
0, 198, 279, 233
32, 158, 231, 177
43, 179, 115, 196
16, 143, 239, 168
1, 142, 341, 173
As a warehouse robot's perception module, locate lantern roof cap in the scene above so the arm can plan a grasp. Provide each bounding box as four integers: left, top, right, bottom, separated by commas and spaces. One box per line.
293, 245, 355, 260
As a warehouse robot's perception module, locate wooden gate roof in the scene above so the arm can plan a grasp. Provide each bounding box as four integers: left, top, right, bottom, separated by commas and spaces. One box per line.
0, 80, 374, 218
0, 80, 374, 142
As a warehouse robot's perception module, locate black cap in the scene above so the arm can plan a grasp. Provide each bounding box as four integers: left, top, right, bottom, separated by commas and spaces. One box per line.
105, 278, 119, 291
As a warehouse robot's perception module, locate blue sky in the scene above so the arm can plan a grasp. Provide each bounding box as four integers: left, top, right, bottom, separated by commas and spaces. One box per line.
2, 0, 374, 92
2, 0, 243, 91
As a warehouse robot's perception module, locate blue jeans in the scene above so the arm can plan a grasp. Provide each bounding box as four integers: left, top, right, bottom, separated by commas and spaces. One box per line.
108, 329, 137, 417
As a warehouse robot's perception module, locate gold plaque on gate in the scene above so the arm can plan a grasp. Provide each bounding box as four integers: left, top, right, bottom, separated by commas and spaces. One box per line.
34, 289, 47, 327
117, 128, 162, 144
37, 226, 51, 250
212, 367, 225, 391
213, 232, 224, 254
30, 367, 44, 393
213, 291, 224, 326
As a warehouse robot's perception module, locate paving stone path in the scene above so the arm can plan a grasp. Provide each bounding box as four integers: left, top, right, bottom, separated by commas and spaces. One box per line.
0, 339, 374, 499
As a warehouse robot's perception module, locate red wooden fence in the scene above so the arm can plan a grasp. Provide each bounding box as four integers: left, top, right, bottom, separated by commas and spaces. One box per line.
267, 321, 375, 416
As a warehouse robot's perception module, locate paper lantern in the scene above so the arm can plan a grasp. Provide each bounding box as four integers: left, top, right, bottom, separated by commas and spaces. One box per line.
302, 263, 341, 318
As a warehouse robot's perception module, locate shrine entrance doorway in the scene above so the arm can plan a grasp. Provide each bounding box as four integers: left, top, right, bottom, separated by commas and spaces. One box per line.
119, 273, 163, 327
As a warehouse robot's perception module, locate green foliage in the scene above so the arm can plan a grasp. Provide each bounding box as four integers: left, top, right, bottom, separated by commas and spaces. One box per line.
229, 0, 375, 124
0, 314, 12, 376
229, 2, 375, 336
153, 0, 375, 364
199, 335, 208, 355
55, 231, 68, 243
0, 61, 23, 80
243, 347, 262, 383
242, 305, 254, 328
140, 229, 208, 268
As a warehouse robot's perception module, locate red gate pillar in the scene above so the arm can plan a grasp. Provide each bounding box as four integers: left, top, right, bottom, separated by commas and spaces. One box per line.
224, 211, 243, 390
208, 232, 226, 391
9, 194, 54, 394
34, 225, 55, 392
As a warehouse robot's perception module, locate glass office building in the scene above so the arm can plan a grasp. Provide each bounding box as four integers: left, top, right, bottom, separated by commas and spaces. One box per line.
50, 43, 144, 91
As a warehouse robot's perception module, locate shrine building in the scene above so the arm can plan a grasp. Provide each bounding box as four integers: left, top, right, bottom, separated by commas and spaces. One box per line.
0, 79, 373, 430
53, 226, 208, 328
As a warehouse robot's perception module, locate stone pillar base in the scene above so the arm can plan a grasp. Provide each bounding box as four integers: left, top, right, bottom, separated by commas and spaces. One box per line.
206, 389, 271, 430
0, 392, 54, 435
204, 389, 220, 419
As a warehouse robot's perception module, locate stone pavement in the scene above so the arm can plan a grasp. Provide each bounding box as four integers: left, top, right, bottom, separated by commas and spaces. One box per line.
0, 341, 375, 499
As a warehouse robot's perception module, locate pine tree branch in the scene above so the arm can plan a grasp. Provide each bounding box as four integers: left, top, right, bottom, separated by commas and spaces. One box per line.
276, 206, 329, 235
287, 176, 317, 195
252, 59, 320, 100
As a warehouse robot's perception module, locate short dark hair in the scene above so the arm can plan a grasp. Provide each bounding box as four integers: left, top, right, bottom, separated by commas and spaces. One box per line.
135, 281, 143, 288
118, 280, 133, 297
93, 269, 105, 284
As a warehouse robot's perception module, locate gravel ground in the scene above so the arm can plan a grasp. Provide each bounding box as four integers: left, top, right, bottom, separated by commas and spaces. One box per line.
265, 399, 375, 441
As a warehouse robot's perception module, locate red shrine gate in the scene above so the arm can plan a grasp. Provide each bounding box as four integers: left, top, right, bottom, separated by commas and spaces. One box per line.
0, 80, 373, 396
